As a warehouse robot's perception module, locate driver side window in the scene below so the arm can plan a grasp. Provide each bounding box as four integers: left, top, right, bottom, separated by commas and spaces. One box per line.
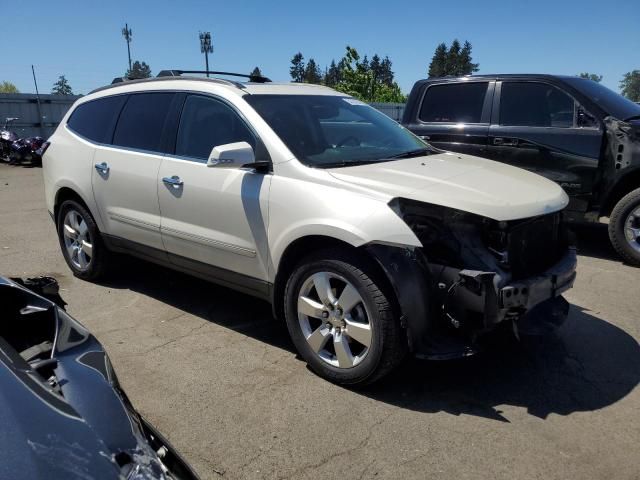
175, 95, 256, 161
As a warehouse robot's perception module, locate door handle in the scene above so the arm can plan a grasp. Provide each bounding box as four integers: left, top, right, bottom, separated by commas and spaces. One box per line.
94, 162, 109, 175
162, 175, 184, 188
493, 137, 518, 147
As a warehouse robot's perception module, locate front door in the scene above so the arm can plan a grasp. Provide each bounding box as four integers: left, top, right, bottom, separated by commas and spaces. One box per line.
487, 81, 603, 201
405, 81, 493, 158
92, 92, 175, 252
158, 94, 272, 293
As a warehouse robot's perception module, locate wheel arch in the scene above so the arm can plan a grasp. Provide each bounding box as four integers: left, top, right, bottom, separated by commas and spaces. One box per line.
600, 168, 640, 217
270, 235, 397, 322
54, 186, 100, 230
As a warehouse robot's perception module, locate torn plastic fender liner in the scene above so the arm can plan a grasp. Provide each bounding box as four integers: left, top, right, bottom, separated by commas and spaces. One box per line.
365, 243, 435, 354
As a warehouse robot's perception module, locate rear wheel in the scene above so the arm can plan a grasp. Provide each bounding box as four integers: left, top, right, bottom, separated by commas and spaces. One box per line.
609, 187, 640, 266
57, 199, 109, 280
284, 250, 406, 385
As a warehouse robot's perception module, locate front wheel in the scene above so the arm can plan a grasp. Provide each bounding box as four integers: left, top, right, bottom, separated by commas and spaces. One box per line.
284, 251, 406, 385
609, 187, 640, 266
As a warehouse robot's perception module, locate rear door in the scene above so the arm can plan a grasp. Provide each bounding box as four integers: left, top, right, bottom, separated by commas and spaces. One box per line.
92, 92, 175, 253
404, 81, 493, 158
157, 94, 272, 294
487, 81, 602, 200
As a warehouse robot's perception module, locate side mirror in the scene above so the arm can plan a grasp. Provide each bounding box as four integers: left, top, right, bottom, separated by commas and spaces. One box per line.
207, 141, 255, 168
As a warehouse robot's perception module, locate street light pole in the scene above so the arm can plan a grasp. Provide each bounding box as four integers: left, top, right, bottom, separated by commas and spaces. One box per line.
199, 32, 213, 77
122, 23, 133, 72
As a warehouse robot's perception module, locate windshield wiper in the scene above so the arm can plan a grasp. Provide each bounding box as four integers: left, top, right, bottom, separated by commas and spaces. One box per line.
386, 148, 432, 159
316, 159, 383, 169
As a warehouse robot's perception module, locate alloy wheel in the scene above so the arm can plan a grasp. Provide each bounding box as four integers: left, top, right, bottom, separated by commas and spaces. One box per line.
625, 207, 640, 253
62, 209, 93, 270
297, 271, 372, 369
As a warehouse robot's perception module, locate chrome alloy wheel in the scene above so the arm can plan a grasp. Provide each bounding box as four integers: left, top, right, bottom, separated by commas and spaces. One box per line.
62, 209, 93, 270
297, 272, 372, 369
625, 207, 640, 253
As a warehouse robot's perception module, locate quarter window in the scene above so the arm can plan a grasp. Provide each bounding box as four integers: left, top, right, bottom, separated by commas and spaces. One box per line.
67, 96, 126, 143
175, 95, 256, 161
500, 82, 575, 128
419, 82, 488, 124
112, 93, 175, 152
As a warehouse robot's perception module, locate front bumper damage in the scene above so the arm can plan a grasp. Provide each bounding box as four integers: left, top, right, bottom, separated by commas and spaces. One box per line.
366, 244, 577, 360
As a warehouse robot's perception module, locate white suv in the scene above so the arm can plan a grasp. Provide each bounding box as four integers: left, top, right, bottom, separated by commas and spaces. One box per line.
43, 71, 577, 384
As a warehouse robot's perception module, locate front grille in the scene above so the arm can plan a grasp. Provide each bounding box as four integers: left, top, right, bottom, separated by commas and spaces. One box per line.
504, 212, 567, 279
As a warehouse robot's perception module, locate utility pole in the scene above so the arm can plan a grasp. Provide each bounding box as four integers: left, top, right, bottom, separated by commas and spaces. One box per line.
199, 32, 213, 76
122, 23, 133, 72
31, 65, 45, 136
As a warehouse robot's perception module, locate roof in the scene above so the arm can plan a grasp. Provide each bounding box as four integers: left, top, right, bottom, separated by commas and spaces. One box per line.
414, 73, 579, 85
89, 76, 344, 97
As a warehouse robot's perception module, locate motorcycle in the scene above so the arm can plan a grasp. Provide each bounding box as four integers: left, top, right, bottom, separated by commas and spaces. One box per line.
0, 117, 19, 161
9, 136, 45, 166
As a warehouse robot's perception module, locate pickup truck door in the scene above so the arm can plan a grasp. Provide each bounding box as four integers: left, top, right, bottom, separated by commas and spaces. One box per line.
157, 94, 272, 297
404, 81, 494, 158
486, 81, 602, 202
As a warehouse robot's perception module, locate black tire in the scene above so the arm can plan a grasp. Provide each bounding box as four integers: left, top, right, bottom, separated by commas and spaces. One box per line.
56, 199, 110, 280
284, 249, 407, 385
608, 187, 640, 266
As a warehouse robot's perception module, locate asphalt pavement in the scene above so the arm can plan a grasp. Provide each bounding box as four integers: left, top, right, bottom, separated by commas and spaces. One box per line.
1, 163, 639, 479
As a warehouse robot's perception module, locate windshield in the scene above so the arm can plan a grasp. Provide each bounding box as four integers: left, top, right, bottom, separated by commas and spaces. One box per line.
564, 77, 640, 121
244, 94, 429, 167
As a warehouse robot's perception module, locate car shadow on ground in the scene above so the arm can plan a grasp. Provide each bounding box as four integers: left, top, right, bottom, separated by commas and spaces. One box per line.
572, 223, 620, 263
97, 257, 639, 422
360, 306, 640, 421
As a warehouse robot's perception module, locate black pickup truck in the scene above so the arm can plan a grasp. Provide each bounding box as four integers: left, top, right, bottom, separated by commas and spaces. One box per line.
403, 74, 640, 265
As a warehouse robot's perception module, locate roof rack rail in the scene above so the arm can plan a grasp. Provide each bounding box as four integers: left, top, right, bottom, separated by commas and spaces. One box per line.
157, 70, 272, 83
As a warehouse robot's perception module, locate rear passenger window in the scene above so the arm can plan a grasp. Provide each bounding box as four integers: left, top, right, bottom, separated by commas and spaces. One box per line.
175, 95, 256, 161
67, 96, 126, 143
500, 82, 575, 128
112, 93, 175, 152
419, 82, 488, 123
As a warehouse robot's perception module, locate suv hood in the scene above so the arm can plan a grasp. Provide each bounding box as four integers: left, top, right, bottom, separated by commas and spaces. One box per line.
327, 152, 568, 221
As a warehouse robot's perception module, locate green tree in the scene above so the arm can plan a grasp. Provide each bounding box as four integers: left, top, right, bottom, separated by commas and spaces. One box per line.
579, 72, 603, 82
334, 46, 405, 103
370, 54, 382, 81
428, 43, 448, 78
429, 40, 479, 77
0, 81, 19, 93
126, 60, 152, 79
303, 58, 322, 84
290, 52, 305, 82
250, 67, 263, 78
620, 70, 640, 102
379, 56, 395, 86
324, 59, 341, 87
51, 75, 73, 95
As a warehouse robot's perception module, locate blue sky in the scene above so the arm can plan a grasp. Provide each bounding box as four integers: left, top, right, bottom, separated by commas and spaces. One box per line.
2, 0, 638, 96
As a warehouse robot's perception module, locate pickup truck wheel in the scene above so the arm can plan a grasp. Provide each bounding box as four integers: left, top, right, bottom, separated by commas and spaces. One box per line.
57, 200, 109, 280
284, 251, 406, 385
609, 187, 640, 266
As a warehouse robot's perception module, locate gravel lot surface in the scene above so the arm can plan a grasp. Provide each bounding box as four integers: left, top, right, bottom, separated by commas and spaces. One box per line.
1, 163, 639, 479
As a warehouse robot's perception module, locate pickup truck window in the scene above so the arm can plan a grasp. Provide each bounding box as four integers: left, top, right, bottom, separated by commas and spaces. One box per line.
419, 82, 488, 124
500, 82, 575, 128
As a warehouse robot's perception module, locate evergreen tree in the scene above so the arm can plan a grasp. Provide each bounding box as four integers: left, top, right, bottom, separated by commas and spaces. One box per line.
579, 72, 603, 83
370, 54, 382, 81
51, 75, 73, 95
620, 70, 640, 102
250, 66, 263, 78
290, 52, 305, 82
458, 41, 479, 75
304, 58, 322, 84
126, 61, 152, 79
379, 56, 394, 86
428, 43, 448, 78
324, 59, 341, 87
428, 40, 479, 77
